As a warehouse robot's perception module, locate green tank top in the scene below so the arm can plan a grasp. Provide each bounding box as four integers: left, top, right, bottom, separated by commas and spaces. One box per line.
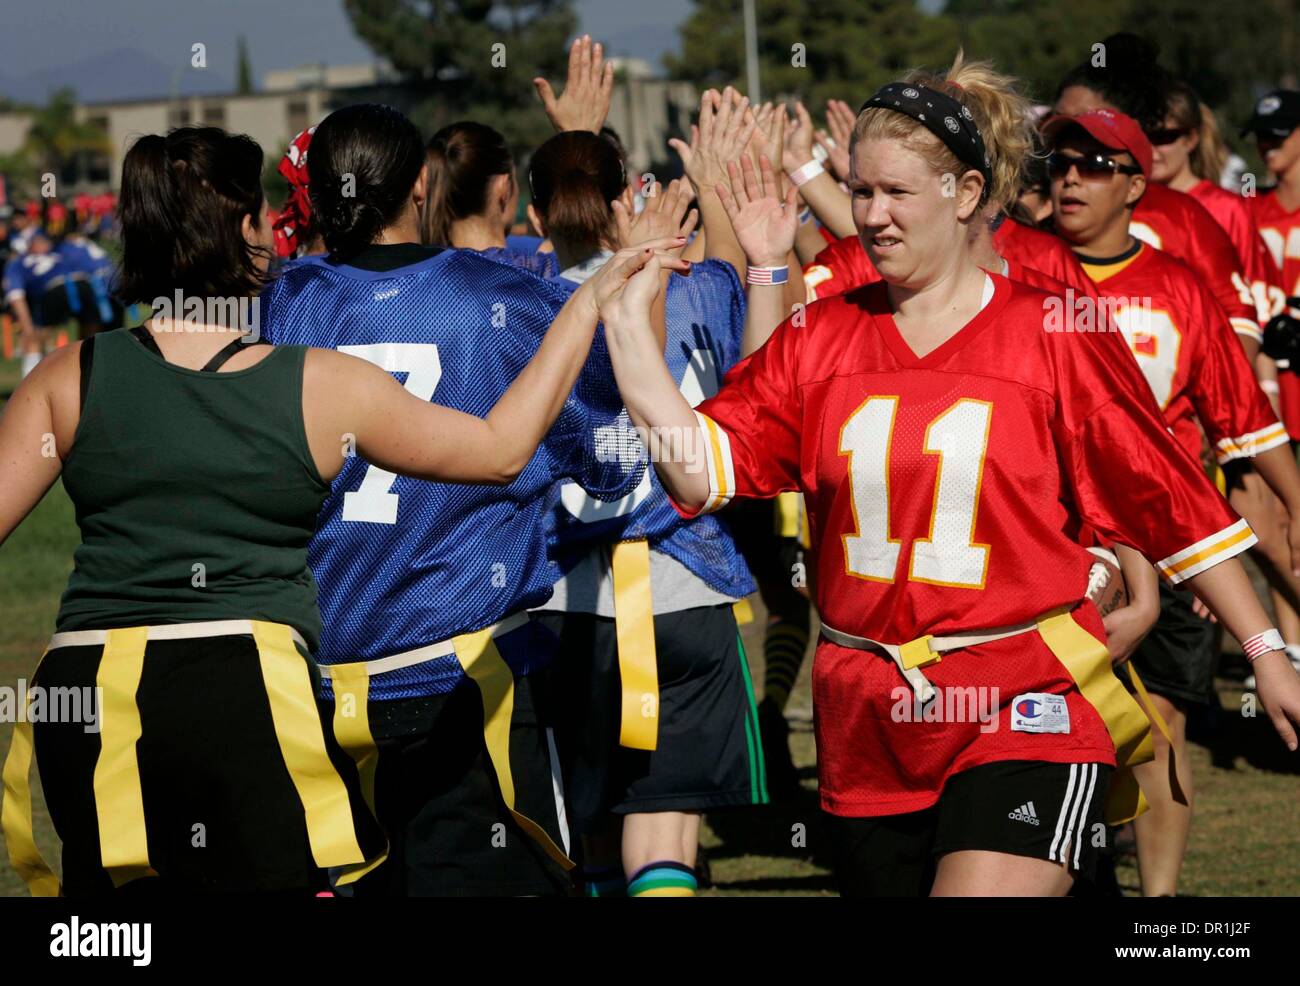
57, 329, 330, 650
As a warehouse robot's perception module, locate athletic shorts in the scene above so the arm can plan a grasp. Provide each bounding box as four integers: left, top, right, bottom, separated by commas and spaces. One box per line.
21, 625, 384, 896
1126, 579, 1216, 705
723, 499, 808, 613
349, 670, 573, 897
37, 281, 77, 328
824, 760, 1113, 896
534, 604, 769, 832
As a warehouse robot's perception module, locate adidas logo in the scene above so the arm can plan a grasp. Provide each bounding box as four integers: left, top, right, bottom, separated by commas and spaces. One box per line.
1008, 801, 1040, 826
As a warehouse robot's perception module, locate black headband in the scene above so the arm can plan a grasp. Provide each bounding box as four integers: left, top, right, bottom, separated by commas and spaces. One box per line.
860, 82, 992, 197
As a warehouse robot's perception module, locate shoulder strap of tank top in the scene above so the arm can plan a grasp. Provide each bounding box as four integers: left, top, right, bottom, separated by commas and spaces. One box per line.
200, 335, 268, 372
79, 334, 95, 412
126, 324, 267, 371
129, 324, 165, 358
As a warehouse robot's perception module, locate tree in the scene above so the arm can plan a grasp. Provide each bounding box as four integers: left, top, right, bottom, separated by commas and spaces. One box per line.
21, 88, 110, 193
236, 35, 254, 95
665, 0, 961, 118
342, 0, 577, 154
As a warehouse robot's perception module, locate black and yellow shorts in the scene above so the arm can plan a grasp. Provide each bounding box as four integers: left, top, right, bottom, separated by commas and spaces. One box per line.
534, 604, 770, 833
1, 620, 386, 896
1126, 580, 1217, 706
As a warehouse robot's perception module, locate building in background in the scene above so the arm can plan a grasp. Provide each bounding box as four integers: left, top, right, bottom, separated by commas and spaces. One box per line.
0, 59, 697, 195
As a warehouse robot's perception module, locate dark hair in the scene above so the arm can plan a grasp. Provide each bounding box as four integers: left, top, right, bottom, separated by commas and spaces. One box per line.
423, 122, 514, 247
117, 127, 268, 304
1055, 33, 1172, 131
527, 131, 626, 259
309, 104, 426, 258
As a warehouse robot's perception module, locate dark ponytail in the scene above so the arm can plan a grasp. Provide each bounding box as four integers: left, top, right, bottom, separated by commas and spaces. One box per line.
423, 122, 514, 247
308, 103, 426, 258
1055, 32, 1172, 131
117, 126, 268, 304
527, 131, 626, 260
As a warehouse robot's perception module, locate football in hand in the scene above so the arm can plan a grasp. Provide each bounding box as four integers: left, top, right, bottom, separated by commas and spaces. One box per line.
1085, 546, 1129, 617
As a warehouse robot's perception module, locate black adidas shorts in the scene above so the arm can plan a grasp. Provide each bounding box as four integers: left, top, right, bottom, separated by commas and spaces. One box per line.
534, 604, 769, 832
1126, 579, 1216, 705
825, 760, 1114, 896
30, 632, 384, 896
349, 670, 573, 897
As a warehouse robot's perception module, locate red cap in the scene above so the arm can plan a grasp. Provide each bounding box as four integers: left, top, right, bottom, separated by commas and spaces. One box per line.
1041, 109, 1153, 178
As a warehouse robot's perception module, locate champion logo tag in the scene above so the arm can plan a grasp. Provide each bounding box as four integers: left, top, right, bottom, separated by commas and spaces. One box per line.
1008, 801, 1040, 826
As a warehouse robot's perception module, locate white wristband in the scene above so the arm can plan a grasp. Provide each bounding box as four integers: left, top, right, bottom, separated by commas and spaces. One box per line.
789, 159, 825, 187
1260, 380, 1281, 395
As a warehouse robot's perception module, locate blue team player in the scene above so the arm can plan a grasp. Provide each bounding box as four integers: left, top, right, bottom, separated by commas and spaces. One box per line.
525, 129, 768, 900
2, 229, 75, 377
261, 104, 686, 897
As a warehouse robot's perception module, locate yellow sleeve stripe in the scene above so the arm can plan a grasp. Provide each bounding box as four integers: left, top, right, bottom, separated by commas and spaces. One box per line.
1158, 518, 1257, 582
1215, 421, 1291, 462
1231, 317, 1264, 343
694, 410, 735, 514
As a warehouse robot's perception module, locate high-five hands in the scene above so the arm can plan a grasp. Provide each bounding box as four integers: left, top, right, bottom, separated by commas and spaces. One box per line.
534, 35, 614, 134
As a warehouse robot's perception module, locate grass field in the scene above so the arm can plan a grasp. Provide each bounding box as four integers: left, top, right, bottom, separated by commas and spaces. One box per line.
0, 351, 1297, 896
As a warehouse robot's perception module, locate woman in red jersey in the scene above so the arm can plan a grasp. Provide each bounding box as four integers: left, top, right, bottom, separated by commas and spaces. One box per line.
595, 65, 1300, 897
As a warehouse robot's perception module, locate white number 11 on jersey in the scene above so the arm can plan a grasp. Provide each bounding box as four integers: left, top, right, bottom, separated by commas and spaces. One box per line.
338, 343, 443, 524
840, 397, 992, 588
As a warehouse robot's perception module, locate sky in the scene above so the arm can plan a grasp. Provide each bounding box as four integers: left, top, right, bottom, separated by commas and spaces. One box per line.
0, 0, 698, 104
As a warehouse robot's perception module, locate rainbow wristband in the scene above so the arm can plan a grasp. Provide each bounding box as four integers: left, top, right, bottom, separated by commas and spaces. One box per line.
747, 266, 790, 285
1242, 628, 1286, 661
789, 159, 825, 187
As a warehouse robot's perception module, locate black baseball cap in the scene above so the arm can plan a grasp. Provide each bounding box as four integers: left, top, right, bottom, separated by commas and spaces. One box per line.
1240, 90, 1300, 138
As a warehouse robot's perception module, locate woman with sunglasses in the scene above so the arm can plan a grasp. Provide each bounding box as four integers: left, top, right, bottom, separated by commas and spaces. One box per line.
597, 56, 1300, 896
1045, 109, 1300, 896
1053, 33, 1264, 351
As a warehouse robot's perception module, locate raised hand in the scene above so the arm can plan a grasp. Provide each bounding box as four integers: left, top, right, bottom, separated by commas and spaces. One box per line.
614, 178, 698, 254
669, 87, 758, 195
533, 34, 614, 134
717, 155, 798, 268
815, 98, 856, 180
782, 100, 817, 174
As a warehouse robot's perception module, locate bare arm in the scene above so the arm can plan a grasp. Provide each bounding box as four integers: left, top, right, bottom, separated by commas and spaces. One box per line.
783, 101, 855, 240
1248, 442, 1300, 574
1100, 544, 1160, 664
0, 343, 78, 547
305, 242, 687, 485
1184, 558, 1300, 749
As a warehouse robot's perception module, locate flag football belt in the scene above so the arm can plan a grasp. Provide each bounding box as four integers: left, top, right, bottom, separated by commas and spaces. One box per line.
820, 605, 1168, 825
318, 610, 574, 874
1, 619, 385, 897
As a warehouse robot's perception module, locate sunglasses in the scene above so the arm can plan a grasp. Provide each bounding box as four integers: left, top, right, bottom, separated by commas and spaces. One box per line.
1048, 150, 1143, 180
1145, 127, 1192, 145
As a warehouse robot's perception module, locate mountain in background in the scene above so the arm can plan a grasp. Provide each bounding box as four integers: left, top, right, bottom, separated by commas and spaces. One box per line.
0, 46, 232, 105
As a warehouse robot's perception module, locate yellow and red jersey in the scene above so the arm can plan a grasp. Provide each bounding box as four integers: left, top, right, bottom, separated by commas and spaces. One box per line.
677, 275, 1253, 814
1131, 183, 1261, 344
1185, 179, 1286, 325
1250, 188, 1300, 438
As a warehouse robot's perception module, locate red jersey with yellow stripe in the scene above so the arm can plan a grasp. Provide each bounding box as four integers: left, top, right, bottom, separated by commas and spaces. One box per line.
1185, 179, 1286, 324
1081, 243, 1287, 465
1131, 183, 1261, 343
682, 274, 1253, 815
1249, 188, 1300, 438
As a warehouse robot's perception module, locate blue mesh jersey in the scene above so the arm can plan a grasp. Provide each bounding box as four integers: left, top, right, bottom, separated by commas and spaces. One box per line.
260, 248, 646, 699
549, 258, 755, 599
58, 237, 113, 279
477, 245, 559, 279
3, 250, 73, 321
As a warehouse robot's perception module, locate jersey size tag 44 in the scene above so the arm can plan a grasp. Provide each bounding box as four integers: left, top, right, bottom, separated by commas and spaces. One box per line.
1010, 692, 1071, 734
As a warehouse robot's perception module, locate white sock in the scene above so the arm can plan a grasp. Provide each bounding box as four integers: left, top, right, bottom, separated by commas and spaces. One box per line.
20, 352, 42, 377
